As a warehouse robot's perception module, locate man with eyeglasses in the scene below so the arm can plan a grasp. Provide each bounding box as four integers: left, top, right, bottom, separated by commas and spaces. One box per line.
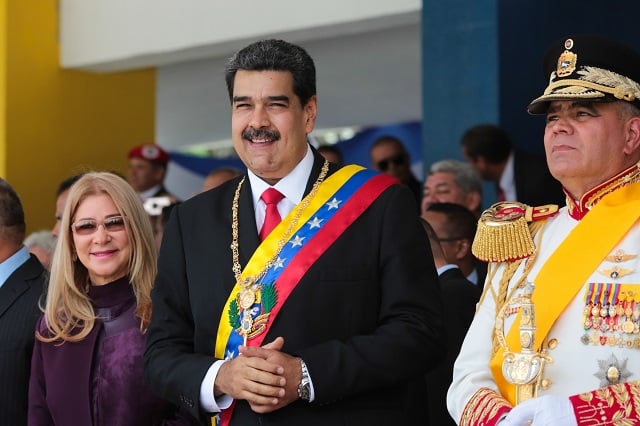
420, 218, 481, 426
369, 136, 422, 211
422, 202, 486, 287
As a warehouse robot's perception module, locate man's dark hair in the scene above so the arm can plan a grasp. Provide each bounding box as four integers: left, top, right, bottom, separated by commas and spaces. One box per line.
56, 173, 84, 197
224, 39, 316, 107
426, 202, 477, 241
460, 124, 512, 164
0, 178, 26, 243
370, 136, 408, 155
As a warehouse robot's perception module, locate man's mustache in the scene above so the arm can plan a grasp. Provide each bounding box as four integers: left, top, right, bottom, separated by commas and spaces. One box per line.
242, 128, 281, 141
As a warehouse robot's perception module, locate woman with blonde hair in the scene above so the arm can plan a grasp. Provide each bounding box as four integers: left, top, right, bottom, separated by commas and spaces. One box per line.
28, 172, 190, 425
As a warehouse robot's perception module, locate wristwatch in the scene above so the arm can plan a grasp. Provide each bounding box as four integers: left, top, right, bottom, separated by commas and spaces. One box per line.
297, 358, 311, 402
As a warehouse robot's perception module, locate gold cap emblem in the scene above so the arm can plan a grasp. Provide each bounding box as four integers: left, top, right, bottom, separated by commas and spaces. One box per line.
556, 38, 578, 77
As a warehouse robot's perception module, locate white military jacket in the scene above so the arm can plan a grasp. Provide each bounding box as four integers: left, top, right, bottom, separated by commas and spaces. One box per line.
448, 168, 640, 425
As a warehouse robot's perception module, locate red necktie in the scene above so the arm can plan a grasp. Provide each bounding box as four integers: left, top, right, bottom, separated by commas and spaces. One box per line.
496, 185, 506, 202
259, 188, 284, 241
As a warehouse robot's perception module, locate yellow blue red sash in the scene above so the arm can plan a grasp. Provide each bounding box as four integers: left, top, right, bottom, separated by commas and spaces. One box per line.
491, 183, 640, 404
213, 165, 396, 425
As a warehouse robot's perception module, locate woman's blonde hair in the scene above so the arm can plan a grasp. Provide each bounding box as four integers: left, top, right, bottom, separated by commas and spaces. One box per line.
39, 172, 158, 343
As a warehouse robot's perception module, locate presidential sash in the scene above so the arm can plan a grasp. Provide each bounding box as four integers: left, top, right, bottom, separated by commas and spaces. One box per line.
213, 165, 396, 425
491, 183, 640, 404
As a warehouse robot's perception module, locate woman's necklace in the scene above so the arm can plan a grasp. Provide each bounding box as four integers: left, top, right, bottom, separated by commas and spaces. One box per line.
230, 160, 329, 344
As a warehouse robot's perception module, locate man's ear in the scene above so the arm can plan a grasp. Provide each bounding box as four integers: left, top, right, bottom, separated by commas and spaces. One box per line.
304, 96, 318, 134
623, 116, 640, 155
466, 191, 482, 214
454, 238, 471, 261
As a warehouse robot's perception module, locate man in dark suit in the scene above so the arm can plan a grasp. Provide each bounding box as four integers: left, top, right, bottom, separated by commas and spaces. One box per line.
461, 123, 566, 207
144, 39, 444, 425
423, 202, 487, 287
0, 178, 47, 425
420, 218, 481, 426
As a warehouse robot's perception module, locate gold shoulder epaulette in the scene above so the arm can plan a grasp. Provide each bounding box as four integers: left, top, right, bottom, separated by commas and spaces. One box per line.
472, 202, 559, 262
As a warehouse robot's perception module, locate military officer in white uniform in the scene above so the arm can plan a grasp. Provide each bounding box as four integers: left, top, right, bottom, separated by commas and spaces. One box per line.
448, 34, 640, 426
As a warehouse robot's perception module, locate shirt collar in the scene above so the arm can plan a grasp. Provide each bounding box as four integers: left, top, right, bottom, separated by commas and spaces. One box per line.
0, 246, 30, 289
137, 184, 163, 201
499, 151, 516, 201
437, 264, 459, 276
248, 144, 314, 208
466, 267, 479, 285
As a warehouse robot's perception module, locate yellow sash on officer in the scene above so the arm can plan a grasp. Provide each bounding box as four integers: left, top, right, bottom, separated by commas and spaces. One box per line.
491, 183, 640, 404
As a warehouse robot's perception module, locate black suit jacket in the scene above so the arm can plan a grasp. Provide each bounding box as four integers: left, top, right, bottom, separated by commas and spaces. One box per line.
425, 267, 481, 426
475, 259, 488, 289
513, 149, 565, 207
145, 150, 445, 425
0, 254, 46, 426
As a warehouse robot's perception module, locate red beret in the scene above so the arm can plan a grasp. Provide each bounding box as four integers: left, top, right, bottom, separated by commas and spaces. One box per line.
127, 144, 169, 165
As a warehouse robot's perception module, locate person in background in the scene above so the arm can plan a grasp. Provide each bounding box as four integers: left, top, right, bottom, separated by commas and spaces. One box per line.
52, 174, 84, 238
144, 38, 443, 425
28, 172, 190, 426
0, 178, 47, 426
24, 230, 56, 271
448, 35, 640, 425
422, 159, 483, 217
201, 167, 243, 193
152, 201, 180, 250
420, 218, 480, 426
423, 202, 486, 287
461, 123, 565, 207
127, 144, 179, 202
317, 144, 343, 166
370, 135, 422, 210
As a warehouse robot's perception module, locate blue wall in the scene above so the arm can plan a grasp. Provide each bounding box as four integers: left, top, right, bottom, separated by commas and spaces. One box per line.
422, 0, 499, 205
422, 0, 499, 168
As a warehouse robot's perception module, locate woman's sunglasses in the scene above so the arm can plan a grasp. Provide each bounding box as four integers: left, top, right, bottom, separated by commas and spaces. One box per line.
71, 216, 126, 236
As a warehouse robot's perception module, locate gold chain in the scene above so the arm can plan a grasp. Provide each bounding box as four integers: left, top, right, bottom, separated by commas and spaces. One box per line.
230, 160, 330, 285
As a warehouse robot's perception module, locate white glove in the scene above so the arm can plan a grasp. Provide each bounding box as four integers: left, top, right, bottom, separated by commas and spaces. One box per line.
500, 395, 577, 426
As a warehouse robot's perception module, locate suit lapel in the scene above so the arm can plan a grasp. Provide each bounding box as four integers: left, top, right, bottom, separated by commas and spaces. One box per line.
0, 256, 43, 319
305, 148, 339, 196
237, 178, 260, 273
0, 279, 28, 319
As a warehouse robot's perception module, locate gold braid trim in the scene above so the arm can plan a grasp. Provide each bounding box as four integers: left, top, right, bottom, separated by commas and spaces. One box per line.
460, 387, 512, 426
488, 220, 546, 357
474, 216, 534, 262
472, 202, 556, 263
541, 66, 640, 102
572, 380, 640, 425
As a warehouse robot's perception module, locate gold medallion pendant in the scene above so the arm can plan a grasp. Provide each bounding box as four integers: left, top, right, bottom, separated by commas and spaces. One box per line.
238, 288, 256, 309
227, 160, 330, 350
